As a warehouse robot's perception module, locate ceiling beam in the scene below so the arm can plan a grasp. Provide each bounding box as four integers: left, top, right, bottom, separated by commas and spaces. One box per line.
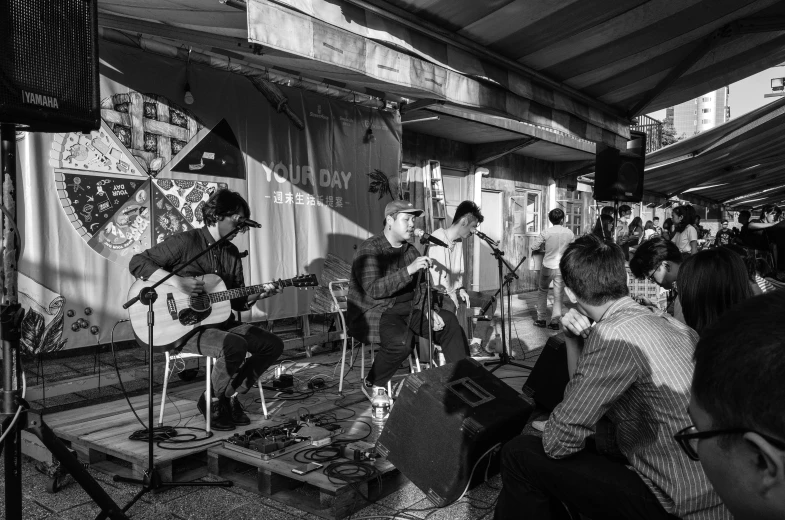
220, 0, 628, 121
628, 16, 785, 118
628, 36, 716, 118
555, 160, 595, 180
472, 138, 538, 165
401, 99, 445, 115
97, 13, 259, 55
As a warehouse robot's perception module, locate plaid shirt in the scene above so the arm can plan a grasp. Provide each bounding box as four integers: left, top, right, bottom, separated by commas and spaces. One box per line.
544, 297, 731, 519
347, 233, 426, 344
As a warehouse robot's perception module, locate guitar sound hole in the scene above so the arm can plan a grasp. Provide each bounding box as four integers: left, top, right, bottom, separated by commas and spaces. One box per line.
189, 295, 211, 312
179, 308, 212, 326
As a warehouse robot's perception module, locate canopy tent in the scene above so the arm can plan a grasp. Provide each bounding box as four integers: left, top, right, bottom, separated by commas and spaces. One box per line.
96, 0, 785, 164
642, 96, 785, 209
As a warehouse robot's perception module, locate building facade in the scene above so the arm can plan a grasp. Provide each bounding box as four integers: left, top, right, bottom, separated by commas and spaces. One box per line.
668, 87, 731, 139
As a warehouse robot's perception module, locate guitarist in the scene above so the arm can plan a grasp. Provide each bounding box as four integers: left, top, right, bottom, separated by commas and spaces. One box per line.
129, 189, 284, 431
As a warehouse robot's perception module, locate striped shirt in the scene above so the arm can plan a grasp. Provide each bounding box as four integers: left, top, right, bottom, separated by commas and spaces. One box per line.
543, 297, 731, 519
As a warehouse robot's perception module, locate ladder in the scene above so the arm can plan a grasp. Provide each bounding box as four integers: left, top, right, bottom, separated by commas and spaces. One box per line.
423, 159, 447, 233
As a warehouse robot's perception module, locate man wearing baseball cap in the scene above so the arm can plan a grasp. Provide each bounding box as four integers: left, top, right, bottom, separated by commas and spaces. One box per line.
347, 200, 470, 407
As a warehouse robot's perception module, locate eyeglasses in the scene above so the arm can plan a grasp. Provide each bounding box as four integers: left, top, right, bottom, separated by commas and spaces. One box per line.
674, 425, 785, 461
645, 267, 659, 283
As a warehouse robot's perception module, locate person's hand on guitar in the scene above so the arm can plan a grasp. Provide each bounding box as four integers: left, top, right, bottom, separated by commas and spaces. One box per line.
172, 275, 205, 297
248, 283, 280, 305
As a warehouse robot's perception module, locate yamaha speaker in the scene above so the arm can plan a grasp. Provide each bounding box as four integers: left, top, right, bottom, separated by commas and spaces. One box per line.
594, 130, 646, 202
376, 359, 532, 506
0, 0, 100, 132
521, 335, 570, 411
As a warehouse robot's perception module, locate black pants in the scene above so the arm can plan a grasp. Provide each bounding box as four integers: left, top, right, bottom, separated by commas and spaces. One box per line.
368, 306, 469, 386
181, 322, 284, 398
494, 435, 680, 520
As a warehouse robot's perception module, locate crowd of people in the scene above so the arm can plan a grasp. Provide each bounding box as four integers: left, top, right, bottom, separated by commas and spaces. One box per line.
128, 191, 784, 519
495, 202, 785, 520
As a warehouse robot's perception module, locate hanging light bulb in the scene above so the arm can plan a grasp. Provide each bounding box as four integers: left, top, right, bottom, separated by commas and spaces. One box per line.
184, 82, 194, 105
183, 47, 194, 104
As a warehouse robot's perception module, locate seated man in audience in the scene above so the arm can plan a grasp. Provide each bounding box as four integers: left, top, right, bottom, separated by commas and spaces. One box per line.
629, 236, 684, 322
685, 290, 785, 520
495, 234, 729, 520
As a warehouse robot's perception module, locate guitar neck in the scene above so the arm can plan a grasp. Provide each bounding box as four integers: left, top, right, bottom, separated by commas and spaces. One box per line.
208, 280, 288, 303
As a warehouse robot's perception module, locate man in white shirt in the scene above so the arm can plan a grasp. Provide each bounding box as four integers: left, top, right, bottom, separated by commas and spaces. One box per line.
428, 201, 492, 356
531, 208, 574, 329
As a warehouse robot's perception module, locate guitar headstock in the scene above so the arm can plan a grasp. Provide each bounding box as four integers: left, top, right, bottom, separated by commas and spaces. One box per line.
290, 274, 319, 288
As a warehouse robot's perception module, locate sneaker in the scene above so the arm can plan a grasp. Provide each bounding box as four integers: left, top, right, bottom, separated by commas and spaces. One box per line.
360, 379, 374, 401
212, 395, 236, 431
533, 320, 547, 328
229, 396, 251, 425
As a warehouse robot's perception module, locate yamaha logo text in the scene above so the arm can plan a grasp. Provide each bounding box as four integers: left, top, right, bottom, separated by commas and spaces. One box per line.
22, 90, 59, 109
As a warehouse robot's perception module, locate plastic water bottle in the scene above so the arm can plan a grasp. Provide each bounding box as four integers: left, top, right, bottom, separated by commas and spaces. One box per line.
370, 387, 391, 445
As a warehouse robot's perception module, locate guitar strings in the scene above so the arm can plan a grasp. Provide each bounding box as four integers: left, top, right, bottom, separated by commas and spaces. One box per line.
153, 278, 316, 307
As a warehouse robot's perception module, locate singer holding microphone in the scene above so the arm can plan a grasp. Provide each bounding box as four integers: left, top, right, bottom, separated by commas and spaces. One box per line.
347, 200, 470, 406
129, 189, 284, 431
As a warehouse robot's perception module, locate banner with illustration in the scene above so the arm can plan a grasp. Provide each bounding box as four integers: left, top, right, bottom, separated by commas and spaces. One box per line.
16, 41, 400, 351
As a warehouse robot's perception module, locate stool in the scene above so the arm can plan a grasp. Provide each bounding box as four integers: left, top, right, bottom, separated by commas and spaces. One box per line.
159, 351, 268, 433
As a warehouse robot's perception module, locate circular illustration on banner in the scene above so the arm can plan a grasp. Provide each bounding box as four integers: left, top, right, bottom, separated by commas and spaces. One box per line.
50, 91, 242, 264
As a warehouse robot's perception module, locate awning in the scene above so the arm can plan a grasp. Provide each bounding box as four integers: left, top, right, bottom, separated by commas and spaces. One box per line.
644, 96, 785, 208
96, 0, 785, 162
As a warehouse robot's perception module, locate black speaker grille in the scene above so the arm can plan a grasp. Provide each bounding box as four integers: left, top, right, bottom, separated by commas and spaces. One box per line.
0, 0, 99, 132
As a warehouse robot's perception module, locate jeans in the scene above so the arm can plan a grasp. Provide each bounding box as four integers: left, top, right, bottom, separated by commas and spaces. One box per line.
369, 307, 469, 386
494, 435, 680, 520
536, 267, 564, 322
180, 321, 284, 398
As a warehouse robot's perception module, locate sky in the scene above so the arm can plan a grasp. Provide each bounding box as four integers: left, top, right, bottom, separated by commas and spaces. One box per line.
646, 65, 785, 121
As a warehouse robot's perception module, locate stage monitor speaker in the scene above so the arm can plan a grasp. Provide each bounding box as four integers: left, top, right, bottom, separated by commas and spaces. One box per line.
0, 0, 100, 132
521, 335, 569, 411
594, 130, 646, 203
376, 359, 532, 506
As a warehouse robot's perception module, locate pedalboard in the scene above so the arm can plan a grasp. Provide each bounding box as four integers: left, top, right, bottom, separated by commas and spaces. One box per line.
223, 420, 344, 461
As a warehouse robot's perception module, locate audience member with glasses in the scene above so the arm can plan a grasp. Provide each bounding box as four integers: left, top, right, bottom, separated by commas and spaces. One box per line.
629, 236, 684, 321
678, 290, 785, 519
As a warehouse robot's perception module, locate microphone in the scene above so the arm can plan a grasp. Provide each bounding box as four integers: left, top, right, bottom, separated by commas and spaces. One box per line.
473, 230, 498, 246
413, 228, 448, 248
238, 217, 262, 228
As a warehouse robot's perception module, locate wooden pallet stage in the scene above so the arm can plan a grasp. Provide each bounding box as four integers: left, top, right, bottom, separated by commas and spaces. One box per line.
34, 355, 391, 485
37, 381, 245, 482
208, 441, 404, 520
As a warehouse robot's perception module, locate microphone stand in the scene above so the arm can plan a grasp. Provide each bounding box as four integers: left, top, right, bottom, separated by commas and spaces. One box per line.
106, 224, 255, 518
479, 235, 532, 373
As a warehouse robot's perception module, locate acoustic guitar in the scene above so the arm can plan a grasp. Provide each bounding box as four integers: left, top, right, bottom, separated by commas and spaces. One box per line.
128, 273, 319, 351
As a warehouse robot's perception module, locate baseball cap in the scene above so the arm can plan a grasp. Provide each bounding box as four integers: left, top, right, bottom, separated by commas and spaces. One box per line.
384, 200, 423, 219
